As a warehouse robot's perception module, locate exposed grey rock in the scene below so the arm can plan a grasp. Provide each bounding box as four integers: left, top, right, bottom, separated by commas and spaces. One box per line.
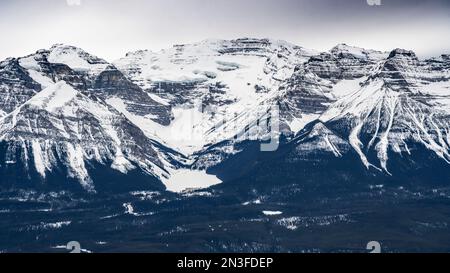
0, 58, 41, 115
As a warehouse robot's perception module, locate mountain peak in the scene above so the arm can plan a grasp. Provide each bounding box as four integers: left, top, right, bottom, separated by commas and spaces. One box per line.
46, 43, 108, 68
125, 49, 150, 58
330, 43, 364, 55
50, 43, 78, 50
0, 57, 16, 66
438, 54, 450, 62
330, 43, 387, 61
388, 48, 417, 59
331, 43, 359, 51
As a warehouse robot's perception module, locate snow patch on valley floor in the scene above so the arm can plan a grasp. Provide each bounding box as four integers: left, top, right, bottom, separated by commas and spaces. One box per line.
161, 169, 222, 193
263, 211, 283, 216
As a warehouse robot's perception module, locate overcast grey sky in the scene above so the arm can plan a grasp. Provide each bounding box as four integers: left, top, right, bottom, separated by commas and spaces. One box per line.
0, 0, 449, 61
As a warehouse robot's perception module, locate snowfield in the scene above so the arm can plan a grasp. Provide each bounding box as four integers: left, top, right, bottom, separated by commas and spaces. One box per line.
161, 169, 222, 193
0, 39, 449, 193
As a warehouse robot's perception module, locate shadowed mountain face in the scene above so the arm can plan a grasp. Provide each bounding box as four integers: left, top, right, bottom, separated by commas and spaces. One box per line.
0, 39, 449, 253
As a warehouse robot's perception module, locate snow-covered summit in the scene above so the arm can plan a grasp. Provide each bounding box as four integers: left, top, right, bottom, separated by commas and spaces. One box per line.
387, 48, 418, 60
47, 44, 110, 73
115, 38, 316, 87
330, 43, 388, 61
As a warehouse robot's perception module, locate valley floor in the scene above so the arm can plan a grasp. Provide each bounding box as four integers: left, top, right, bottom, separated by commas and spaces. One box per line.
2, 182, 450, 253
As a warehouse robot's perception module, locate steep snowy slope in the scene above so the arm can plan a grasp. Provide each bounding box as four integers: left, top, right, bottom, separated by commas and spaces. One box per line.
0, 44, 226, 193
318, 49, 450, 172
17, 44, 173, 126
46, 44, 110, 74
0, 81, 169, 192
114, 38, 318, 154
92, 64, 173, 126
0, 58, 41, 116
189, 43, 389, 146
115, 38, 316, 91
1, 44, 108, 116
191, 44, 391, 169
18, 44, 109, 90
0, 41, 449, 195
274, 44, 389, 133
193, 46, 450, 178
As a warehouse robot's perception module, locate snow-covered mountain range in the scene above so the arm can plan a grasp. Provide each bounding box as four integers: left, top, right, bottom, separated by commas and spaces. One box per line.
0, 38, 449, 193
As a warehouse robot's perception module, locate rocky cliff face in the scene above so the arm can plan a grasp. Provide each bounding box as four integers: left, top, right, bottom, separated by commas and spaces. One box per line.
0, 45, 180, 192
0, 58, 41, 116
314, 48, 450, 173
0, 81, 169, 192
191, 44, 450, 177
113, 38, 318, 154
0, 39, 449, 193
16, 45, 173, 126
